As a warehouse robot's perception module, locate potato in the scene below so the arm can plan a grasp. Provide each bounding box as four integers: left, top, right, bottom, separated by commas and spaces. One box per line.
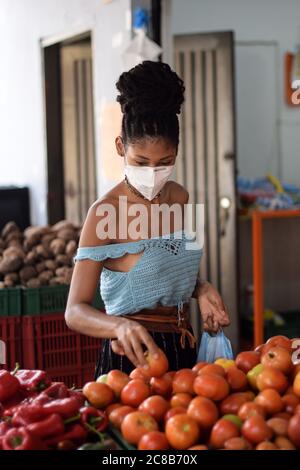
4, 279, 14, 288
7, 240, 23, 250
55, 266, 68, 277
44, 259, 57, 271
3, 246, 25, 259
24, 251, 37, 266
24, 225, 51, 239
51, 220, 74, 232
38, 270, 54, 285
35, 244, 51, 260
0, 281, 5, 289
0, 255, 23, 275
66, 240, 77, 257
4, 272, 19, 284
56, 254, 70, 266
41, 233, 56, 248
24, 236, 39, 250
2, 221, 20, 239
24, 226, 51, 249
49, 276, 66, 286
57, 228, 75, 242
50, 238, 65, 256
26, 278, 41, 288
35, 261, 46, 274
19, 266, 37, 283
6, 231, 23, 244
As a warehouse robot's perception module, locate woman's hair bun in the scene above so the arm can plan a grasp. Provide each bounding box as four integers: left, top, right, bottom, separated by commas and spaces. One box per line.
116, 60, 185, 117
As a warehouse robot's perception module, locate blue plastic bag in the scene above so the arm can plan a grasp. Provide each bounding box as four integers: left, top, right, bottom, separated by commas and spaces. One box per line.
197, 330, 233, 363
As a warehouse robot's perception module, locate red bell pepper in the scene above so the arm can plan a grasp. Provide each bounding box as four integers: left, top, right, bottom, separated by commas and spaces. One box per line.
0, 370, 20, 402
0, 421, 12, 436
15, 369, 51, 392
42, 396, 80, 419
80, 407, 108, 433
1, 391, 26, 414
69, 389, 85, 407
40, 382, 69, 400
2, 427, 48, 450
12, 403, 47, 426
45, 424, 87, 447
27, 413, 65, 438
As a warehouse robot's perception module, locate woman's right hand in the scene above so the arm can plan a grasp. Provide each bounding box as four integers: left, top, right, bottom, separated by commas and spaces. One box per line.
112, 318, 160, 368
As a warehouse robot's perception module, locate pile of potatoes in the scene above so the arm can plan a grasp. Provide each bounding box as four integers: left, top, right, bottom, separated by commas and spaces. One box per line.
0, 220, 81, 288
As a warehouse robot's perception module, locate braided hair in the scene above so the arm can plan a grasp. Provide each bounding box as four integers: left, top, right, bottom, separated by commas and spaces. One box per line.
116, 60, 185, 149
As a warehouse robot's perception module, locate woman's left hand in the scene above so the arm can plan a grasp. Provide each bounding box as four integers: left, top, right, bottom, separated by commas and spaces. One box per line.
197, 281, 230, 333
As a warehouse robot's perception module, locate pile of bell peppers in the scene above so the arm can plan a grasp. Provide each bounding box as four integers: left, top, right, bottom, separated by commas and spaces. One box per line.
0, 367, 108, 450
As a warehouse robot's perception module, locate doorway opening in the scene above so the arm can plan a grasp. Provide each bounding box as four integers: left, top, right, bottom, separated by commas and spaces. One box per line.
43, 32, 97, 226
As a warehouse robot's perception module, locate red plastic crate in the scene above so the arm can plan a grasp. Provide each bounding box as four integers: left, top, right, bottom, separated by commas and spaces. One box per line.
22, 313, 101, 383
0, 316, 22, 370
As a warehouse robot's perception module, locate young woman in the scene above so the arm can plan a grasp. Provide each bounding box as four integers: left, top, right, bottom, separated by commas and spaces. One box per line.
65, 60, 230, 376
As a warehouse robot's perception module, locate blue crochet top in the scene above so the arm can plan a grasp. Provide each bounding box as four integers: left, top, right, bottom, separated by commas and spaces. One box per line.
73, 230, 203, 316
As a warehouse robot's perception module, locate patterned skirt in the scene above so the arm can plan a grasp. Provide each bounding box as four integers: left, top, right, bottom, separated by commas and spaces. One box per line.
94, 327, 198, 379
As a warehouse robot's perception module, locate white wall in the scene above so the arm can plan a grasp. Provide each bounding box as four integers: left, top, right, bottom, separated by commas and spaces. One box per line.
0, 0, 131, 225
171, 0, 300, 183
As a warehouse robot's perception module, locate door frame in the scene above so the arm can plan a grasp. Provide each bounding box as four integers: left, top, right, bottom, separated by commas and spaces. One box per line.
168, 28, 239, 351
40, 29, 95, 225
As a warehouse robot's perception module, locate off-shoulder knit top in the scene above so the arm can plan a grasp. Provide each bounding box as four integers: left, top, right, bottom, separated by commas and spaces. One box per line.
73, 230, 203, 316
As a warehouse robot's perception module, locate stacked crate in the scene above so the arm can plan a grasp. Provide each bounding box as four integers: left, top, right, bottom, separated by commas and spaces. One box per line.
0, 287, 22, 370
0, 285, 104, 388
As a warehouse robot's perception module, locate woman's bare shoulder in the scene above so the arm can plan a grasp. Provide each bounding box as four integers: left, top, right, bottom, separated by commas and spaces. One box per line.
79, 189, 121, 247
167, 181, 189, 204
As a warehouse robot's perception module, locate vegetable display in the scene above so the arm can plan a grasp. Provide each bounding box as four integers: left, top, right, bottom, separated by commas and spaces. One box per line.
1, 334, 300, 450
83, 336, 300, 450
0, 220, 80, 288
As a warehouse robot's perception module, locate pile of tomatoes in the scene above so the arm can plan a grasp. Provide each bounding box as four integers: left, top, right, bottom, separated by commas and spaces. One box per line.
82, 336, 300, 450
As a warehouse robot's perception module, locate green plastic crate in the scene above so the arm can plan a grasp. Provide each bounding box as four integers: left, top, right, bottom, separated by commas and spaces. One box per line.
22, 284, 104, 315
0, 286, 22, 317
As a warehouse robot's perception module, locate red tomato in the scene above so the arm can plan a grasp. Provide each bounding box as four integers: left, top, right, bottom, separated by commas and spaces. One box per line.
172, 369, 196, 395
165, 414, 200, 450
193, 373, 229, 401
242, 415, 273, 444
109, 405, 135, 429
187, 396, 219, 429
139, 395, 170, 422
121, 411, 158, 445
138, 431, 170, 450
261, 347, 293, 375
138, 348, 169, 378
150, 374, 172, 397
82, 382, 115, 409
164, 406, 187, 423
121, 379, 151, 407
210, 419, 240, 449
170, 393, 193, 408
255, 389, 284, 415
107, 370, 130, 397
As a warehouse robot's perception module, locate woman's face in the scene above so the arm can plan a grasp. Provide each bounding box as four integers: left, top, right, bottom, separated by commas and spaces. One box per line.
116, 136, 177, 167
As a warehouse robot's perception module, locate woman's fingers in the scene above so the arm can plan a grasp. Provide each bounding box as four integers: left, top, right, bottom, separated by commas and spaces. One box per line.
202, 312, 213, 331
121, 339, 141, 368
111, 339, 125, 355
131, 332, 148, 367
139, 329, 160, 358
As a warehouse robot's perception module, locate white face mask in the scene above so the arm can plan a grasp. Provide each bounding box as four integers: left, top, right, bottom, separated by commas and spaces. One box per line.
124, 162, 174, 200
